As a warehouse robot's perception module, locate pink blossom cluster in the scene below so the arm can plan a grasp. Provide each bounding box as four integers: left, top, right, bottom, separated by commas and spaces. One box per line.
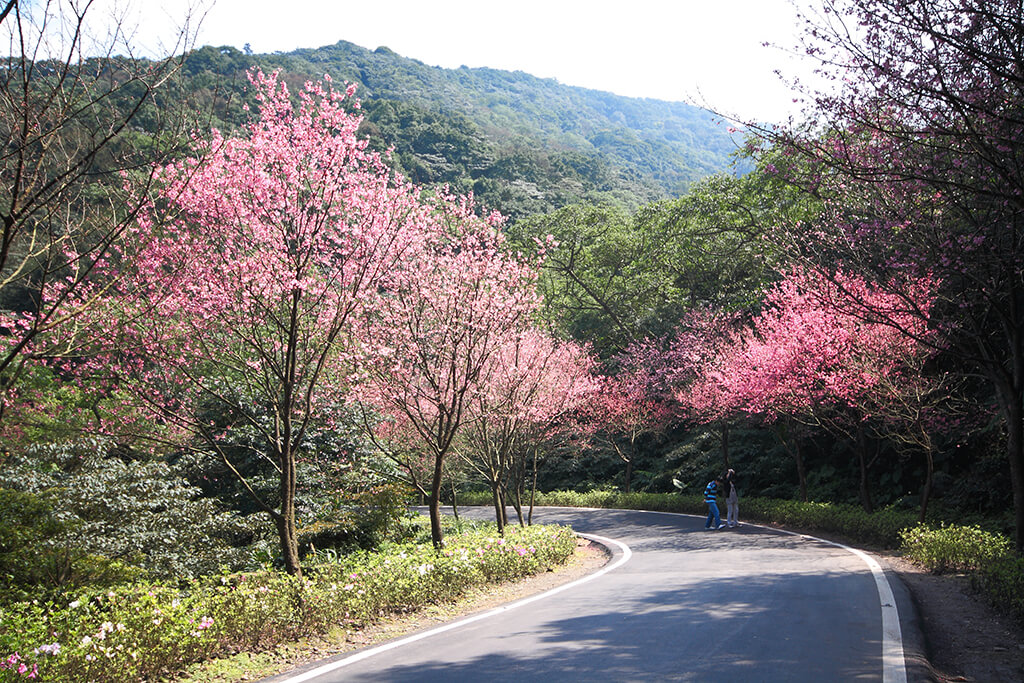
682, 268, 936, 424
1, 653, 38, 679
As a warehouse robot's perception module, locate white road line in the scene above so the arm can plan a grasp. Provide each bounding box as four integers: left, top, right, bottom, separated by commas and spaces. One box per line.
278, 533, 632, 683
771, 527, 908, 683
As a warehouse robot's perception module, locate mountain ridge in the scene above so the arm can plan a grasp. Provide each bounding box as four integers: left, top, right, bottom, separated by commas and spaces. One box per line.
181, 39, 742, 218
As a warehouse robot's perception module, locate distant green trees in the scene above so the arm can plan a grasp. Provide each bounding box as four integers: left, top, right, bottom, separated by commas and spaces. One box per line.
509, 170, 795, 357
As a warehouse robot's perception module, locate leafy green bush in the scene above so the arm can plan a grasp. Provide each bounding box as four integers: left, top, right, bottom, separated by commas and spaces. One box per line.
0, 441, 266, 582
899, 524, 1012, 573
899, 523, 1023, 623
0, 489, 145, 605
298, 483, 416, 557
0, 521, 577, 682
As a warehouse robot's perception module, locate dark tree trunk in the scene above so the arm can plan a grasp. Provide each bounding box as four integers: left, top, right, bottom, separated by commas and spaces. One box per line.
277, 446, 301, 577
528, 446, 539, 525
794, 441, 807, 503
919, 442, 934, 524
449, 479, 460, 522
994, 373, 1024, 552
721, 424, 731, 470
775, 423, 807, 502
428, 450, 446, 549
1007, 400, 1024, 553
856, 423, 874, 514
987, 356, 1019, 552
490, 481, 505, 535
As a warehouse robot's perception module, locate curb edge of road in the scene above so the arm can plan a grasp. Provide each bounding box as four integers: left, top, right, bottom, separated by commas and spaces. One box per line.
879, 561, 930, 683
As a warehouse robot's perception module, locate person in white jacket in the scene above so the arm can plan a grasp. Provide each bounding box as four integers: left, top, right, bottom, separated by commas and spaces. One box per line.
723, 469, 740, 528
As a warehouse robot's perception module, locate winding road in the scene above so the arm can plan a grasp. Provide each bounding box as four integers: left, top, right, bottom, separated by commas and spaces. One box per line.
268, 507, 925, 682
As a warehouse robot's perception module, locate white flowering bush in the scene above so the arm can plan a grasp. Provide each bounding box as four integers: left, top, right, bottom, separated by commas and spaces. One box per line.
0, 521, 577, 681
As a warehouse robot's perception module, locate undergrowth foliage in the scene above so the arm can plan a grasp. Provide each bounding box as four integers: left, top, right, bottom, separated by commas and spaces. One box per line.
900, 524, 1024, 622
0, 521, 576, 682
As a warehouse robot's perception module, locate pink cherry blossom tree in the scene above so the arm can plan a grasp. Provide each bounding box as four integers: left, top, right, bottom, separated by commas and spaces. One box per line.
688, 268, 936, 507
618, 309, 742, 474
758, 0, 1024, 547
461, 328, 600, 532
586, 375, 674, 494
355, 209, 543, 548
75, 70, 439, 575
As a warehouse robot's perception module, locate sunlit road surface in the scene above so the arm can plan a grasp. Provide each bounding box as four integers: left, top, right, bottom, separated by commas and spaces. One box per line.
268, 507, 923, 682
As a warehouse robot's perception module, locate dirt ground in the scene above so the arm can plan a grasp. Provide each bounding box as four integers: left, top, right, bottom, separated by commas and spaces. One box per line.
191, 535, 1024, 682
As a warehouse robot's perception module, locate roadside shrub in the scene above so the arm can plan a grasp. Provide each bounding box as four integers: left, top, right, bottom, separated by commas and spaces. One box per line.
298, 483, 416, 557
0, 521, 577, 682
0, 442, 259, 581
899, 524, 1012, 573
0, 489, 144, 605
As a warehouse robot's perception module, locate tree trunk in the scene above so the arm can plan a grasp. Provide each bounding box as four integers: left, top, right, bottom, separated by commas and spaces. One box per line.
856, 423, 874, 514
277, 448, 302, 577
775, 423, 807, 502
721, 423, 731, 470
491, 480, 505, 535
449, 479, 460, 522
794, 440, 807, 503
528, 446, 539, 525
511, 484, 525, 527
995, 375, 1024, 552
1007, 398, 1024, 552
624, 457, 633, 494
919, 441, 934, 524
428, 450, 446, 549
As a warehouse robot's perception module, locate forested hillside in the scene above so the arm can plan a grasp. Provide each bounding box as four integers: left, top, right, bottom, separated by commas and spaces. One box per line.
179, 41, 740, 219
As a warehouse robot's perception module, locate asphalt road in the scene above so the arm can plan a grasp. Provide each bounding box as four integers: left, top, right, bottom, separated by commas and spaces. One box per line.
270, 507, 925, 682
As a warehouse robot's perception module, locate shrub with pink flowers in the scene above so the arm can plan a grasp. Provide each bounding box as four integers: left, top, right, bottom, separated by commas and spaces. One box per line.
0, 521, 576, 682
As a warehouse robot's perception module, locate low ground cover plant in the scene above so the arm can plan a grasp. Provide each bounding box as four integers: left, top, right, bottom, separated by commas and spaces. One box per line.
899, 524, 1012, 574
0, 520, 576, 682
899, 523, 1024, 622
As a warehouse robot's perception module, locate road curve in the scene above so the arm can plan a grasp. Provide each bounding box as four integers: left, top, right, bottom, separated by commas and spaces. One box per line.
269, 507, 925, 682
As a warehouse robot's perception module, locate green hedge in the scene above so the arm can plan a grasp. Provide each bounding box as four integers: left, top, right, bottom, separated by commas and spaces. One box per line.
463, 490, 918, 548
977, 554, 1024, 624
0, 522, 576, 682
899, 523, 1023, 622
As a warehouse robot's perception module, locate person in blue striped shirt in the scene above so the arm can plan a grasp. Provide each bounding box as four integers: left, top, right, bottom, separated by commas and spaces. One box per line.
704, 477, 725, 529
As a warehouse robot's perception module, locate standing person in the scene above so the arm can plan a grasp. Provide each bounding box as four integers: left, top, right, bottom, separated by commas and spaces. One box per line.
704, 477, 724, 529
723, 469, 740, 528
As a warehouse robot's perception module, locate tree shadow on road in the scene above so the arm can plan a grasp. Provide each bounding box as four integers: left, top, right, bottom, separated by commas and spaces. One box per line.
334, 568, 882, 683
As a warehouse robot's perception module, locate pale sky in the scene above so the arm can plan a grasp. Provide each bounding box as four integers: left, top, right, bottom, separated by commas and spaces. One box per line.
93, 0, 816, 124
